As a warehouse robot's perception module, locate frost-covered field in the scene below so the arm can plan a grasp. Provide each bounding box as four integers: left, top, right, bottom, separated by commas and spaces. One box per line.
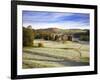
23, 39, 89, 69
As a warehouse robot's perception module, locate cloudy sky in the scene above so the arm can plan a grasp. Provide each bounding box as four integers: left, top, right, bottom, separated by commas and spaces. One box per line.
22, 11, 90, 29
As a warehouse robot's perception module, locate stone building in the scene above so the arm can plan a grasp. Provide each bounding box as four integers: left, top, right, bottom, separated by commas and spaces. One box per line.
51, 33, 72, 41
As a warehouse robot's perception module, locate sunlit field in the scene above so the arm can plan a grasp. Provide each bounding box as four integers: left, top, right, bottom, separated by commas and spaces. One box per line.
23, 39, 89, 69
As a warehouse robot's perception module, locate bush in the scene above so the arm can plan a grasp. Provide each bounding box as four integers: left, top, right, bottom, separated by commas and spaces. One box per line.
38, 43, 44, 47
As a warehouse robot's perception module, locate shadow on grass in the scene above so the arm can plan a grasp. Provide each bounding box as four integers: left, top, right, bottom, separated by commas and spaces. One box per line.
23, 58, 89, 66
23, 50, 89, 68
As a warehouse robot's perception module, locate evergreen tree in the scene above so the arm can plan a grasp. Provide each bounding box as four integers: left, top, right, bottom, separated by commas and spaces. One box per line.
23, 26, 34, 46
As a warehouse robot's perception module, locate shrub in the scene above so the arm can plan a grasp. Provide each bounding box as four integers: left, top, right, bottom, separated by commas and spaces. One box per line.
38, 43, 44, 47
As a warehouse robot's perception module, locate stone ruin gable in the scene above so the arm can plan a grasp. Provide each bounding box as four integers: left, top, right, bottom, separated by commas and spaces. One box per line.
67, 34, 72, 41
51, 33, 56, 40
50, 33, 73, 41
61, 34, 68, 41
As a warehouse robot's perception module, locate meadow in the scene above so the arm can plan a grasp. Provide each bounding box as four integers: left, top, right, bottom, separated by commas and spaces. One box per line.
23, 39, 89, 69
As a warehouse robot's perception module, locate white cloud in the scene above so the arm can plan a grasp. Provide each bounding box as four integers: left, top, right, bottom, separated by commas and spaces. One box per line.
23, 21, 89, 29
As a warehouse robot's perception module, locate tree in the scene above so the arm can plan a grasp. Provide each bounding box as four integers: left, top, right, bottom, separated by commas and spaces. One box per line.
23, 26, 34, 46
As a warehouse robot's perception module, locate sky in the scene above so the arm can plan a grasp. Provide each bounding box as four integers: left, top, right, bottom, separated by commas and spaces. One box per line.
22, 11, 90, 29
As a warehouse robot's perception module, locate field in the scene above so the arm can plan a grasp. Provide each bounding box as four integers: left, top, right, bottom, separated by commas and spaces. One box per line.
23, 39, 89, 69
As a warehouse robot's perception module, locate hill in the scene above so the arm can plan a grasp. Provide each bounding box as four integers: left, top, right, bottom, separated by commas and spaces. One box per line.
35, 28, 89, 34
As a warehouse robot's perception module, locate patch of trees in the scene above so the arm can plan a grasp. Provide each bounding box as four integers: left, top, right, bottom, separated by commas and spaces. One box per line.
23, 25, 34, 46
79, 30, 89, 41
74, 30, 90, 41
34, 31, 53, 40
